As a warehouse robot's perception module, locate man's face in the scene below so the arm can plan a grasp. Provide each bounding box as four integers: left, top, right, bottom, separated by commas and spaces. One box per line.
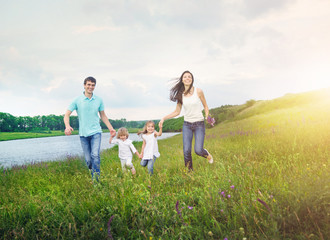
84, 81, 96, 94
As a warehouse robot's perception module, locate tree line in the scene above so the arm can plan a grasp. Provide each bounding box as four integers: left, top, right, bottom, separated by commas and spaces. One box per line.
0, 112, 147, 133
1, 101, 252, 133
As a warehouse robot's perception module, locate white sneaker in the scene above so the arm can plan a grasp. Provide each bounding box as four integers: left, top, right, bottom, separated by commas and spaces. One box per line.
205, 149, 213, 164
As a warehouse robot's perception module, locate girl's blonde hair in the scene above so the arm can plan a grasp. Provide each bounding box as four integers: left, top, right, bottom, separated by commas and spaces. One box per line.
137, 120, 155, 135
117, 127, 129, 138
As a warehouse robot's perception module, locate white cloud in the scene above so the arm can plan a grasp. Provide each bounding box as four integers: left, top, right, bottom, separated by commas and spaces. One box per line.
0, 0, 329, 120
73, 25, 119, 34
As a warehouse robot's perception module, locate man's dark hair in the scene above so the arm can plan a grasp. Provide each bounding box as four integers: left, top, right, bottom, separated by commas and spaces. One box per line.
84, 76, 96, 85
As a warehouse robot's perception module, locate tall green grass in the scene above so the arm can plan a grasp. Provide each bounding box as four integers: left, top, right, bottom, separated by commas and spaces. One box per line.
1, 90, 329, 239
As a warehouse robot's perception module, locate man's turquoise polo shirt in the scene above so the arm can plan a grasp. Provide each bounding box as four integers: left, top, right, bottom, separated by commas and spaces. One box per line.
68, 93, 104, 137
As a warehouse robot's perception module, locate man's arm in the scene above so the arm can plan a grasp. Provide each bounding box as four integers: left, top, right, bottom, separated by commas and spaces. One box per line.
64, 110, 74, 135
99, 110, 116, 136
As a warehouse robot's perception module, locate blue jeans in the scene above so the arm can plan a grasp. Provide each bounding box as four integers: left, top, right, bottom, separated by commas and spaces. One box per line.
182, 121, 208, 170
80, 132, 101, 181
140, 156, 157, 175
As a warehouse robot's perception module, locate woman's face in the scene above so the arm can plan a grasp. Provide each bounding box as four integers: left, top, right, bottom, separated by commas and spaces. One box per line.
182, 72, 193, 86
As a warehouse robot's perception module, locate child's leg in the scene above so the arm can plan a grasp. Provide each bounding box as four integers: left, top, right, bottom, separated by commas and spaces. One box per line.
126, 158, 136, 174
125, 158, 133, 169
120, 158, 126, 171
140, 159, 148, 167
147, 156, 157, 175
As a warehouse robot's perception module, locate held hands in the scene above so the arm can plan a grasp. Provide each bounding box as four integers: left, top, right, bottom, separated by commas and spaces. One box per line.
136, 151, 142, 159
110, 129, 116, 137
109, 129, 116, 144
158, 119, 164, 128
64, 126, 74, 136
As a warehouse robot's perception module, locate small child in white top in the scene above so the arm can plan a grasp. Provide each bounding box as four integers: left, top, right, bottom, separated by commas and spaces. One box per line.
137, 121, 162, 175
109, 127, 140, 175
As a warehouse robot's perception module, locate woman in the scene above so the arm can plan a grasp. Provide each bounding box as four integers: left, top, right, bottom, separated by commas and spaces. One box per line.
159, 70, 213, 171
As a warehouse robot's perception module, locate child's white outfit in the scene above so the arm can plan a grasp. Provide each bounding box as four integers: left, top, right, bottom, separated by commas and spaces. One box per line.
110, 138, 137, 171
140, 132, 160, 175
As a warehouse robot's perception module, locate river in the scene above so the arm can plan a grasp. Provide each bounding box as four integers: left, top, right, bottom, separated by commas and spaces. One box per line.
0, 132, 180, 169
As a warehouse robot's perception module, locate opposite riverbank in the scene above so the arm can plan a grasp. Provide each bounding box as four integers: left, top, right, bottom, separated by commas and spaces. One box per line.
0, 130, 77, 141
0, 128, 142, 141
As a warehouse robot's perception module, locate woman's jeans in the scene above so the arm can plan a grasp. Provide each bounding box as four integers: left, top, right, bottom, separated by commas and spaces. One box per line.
182, 121, 208, 170
140, 156, 157, 175
80, 132, 101, 181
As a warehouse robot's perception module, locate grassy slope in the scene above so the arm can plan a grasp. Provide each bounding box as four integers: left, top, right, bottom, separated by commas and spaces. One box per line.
1, 88, 329, 239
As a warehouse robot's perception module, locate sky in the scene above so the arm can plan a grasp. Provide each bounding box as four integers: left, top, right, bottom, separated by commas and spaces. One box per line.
1, 0, 330, 121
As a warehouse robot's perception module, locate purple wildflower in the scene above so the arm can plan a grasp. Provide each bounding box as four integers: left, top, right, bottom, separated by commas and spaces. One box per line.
207, 116, 215, 127
227, 195, 231, 198
257, 198, 272, 213
176, 201, 181, 216
188, 206, 193, 210
175, 201, 187, 225
107, 215, 115, 239
230, 185, 235, 189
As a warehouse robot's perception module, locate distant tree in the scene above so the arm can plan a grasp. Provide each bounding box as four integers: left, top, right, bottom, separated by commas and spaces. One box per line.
0, 112, 17, 132
17, 116, 27, 132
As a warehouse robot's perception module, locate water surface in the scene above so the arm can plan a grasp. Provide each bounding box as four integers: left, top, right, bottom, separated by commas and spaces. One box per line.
0, 132, 179, 169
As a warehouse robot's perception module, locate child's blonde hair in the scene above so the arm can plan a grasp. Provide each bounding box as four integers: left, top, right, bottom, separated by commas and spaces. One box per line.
137, 120, 155, 135
117, 127, 129, 138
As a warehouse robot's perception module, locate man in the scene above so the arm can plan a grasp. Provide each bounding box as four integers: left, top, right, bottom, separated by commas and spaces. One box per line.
64, 76, 116, 182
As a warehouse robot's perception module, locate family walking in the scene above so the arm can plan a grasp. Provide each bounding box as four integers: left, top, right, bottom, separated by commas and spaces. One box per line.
64, 71, 213, 181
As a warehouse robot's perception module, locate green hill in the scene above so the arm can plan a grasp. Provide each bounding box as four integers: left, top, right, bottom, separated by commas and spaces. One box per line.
163, 88, 330, 131
209, 87, 330, 124
1, 88, 329, 239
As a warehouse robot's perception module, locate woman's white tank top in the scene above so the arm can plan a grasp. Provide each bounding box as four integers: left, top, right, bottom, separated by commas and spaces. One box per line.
182, 87, 204, 123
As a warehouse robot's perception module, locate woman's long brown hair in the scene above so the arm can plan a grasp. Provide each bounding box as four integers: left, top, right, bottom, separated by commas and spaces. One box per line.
169, 70, 194, 105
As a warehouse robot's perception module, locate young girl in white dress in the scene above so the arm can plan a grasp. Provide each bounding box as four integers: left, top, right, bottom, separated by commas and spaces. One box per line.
138, 121, 163, 175
109, 127, 140, 175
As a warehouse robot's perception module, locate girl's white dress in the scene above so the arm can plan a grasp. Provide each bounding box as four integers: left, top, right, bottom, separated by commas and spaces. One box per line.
142, 133, 160, 160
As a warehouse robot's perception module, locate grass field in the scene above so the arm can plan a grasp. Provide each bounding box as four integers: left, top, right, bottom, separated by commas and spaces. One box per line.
0, 89, 329, 239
